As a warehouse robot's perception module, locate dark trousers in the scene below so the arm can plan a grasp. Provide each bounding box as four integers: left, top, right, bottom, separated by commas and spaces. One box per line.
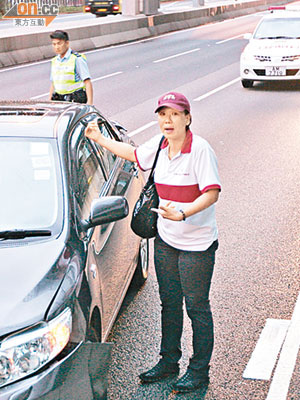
154, 235, 218, 372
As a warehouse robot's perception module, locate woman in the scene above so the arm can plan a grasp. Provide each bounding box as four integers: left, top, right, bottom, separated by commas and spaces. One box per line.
85, 92, 221, 394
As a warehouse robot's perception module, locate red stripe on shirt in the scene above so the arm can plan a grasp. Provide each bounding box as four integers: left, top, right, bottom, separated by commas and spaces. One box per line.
156, 183, 221, 202
202, 184, 221, 193
156, 183, 202, 203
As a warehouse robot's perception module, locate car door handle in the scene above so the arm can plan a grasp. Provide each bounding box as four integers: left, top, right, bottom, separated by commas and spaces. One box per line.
90, 263, 97, 280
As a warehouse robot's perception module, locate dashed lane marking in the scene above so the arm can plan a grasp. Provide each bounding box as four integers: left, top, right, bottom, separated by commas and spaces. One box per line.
30, 92, 48, 100
30, 71, 123, 100
128, 121, 157, 137
193, 77, 240, 102
243, 319, 290, 380
266, 291, 300, 400
128, 78, 242, 138
92, 71, 123, 83
216, 33, 245, 44
153, 48, 200, 63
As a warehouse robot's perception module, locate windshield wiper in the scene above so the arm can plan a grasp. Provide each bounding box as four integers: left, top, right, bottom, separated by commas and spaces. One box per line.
261, 36, 297, 39
275, 36, 297, 39
0, 230, 52, 239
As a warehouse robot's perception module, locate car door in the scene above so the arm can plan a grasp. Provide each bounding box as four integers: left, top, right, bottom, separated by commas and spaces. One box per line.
70, 115, 141, 338
88, 117, 142, 337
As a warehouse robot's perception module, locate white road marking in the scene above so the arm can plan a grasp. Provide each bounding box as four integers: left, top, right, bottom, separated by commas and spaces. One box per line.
0, 10, 263, 74
153, 48, 200, 63
266, 292, 300, 400
30, 71, 123, 99
30, 92, 48, 99
92, 71, 123, 83
129, 77, 241, 137
128, 121, 157, 137
216, 33, 244, 44
193, 77, 240, 101
86, 13, 258, 55
0, 59, 49, 73
243, 319, 290, 380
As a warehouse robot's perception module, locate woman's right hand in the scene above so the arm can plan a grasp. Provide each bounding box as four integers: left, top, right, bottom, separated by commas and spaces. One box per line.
85, 120, 136, 162
85, 120, 102, 143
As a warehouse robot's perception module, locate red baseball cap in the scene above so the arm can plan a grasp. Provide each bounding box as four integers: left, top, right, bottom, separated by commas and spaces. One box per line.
155, 92, 191, 113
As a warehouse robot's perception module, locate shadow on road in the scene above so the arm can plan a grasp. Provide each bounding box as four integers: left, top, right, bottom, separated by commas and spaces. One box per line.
247, 81, 300, 91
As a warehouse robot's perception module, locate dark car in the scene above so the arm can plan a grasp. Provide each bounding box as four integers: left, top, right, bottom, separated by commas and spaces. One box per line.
84, 0, 122, 17
0, 101, 148, 399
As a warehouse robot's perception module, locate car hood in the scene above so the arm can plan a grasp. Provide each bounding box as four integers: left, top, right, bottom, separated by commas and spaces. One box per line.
0, 238, 68, 337
245, 39, 300, 55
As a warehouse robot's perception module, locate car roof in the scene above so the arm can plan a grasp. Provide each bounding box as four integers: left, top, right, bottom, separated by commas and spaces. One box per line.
0, 101, 96, 140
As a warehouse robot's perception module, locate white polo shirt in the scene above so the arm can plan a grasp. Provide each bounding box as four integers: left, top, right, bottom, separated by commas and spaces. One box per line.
134, 130, 221, 251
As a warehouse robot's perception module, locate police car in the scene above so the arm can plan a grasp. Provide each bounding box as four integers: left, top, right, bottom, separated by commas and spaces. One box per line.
240, 7, 300, 88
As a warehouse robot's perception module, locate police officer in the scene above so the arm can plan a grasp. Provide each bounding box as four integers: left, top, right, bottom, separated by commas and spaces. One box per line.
49, 30, 93, 105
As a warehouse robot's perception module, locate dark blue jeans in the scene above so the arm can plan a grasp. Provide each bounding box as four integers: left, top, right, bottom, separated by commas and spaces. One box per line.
154, 235, 218, 372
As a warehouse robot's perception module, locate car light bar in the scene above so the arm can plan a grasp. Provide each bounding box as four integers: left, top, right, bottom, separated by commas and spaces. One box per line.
269, 5, 300, 11
268, 6, 285, 10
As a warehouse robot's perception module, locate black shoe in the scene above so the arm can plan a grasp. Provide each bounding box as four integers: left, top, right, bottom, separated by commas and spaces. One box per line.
172, 369, 209, 393
139, 359, 179, 383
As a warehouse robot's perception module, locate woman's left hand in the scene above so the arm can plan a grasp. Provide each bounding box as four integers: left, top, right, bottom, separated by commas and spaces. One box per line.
155, 202, 183, 221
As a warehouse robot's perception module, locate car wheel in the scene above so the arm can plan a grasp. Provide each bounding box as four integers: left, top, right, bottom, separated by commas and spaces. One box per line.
241, 79, 254, 88
132, 239, 149, 288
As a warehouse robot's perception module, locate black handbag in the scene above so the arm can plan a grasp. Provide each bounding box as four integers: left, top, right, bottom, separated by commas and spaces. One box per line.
130, 137, 164, 239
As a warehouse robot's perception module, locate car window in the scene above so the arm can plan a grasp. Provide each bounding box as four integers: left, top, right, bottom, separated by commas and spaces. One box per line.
72, 124, 107, 221
93, 122, 117, 174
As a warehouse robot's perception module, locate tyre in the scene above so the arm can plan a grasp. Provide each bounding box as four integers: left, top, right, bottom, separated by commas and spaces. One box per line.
132, 239, 149, 288
241, 79, 254, 88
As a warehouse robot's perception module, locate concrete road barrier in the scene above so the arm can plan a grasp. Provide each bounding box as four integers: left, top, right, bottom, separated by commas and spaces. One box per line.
0, 0, 294, 68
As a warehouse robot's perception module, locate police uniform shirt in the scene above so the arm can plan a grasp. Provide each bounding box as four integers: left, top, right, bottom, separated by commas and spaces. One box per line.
50, 48, 91, 84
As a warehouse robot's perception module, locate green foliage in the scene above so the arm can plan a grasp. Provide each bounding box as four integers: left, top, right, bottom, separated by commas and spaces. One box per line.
58, 5, 83, 13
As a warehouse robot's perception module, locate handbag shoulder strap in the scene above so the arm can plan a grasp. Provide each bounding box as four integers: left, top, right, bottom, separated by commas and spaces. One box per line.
149, 136, 164, 179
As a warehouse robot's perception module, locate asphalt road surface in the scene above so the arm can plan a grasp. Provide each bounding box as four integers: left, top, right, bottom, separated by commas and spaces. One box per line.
1, 8, 300, 400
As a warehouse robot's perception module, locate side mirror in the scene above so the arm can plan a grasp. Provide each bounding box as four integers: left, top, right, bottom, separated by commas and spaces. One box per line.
81, 196, 129, 231
244, 33, 252, 40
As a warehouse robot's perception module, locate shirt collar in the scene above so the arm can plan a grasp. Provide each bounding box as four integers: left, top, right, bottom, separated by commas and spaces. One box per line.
161, 129, 193, 154
57, 48, 72, 61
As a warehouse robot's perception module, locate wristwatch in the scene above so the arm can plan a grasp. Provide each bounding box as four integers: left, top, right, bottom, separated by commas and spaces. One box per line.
179, 209, 186, 221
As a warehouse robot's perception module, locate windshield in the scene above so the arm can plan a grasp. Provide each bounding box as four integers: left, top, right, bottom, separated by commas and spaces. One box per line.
0, 138, 63, 233
254, 17, 300, 39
